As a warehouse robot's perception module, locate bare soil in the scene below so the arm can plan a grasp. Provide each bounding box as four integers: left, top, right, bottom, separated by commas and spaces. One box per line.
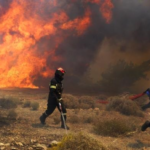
0, 89, 150, 150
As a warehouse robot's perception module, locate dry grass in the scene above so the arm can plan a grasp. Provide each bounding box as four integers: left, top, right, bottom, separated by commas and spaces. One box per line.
63, 94, 99, 110
68, 108, 99, 124
0, 109, 17, 127
106, 97, 144, 117
134, 96, 149, 107
0, 97, 20, 109
79, 96, 96, 109
0, 90, 149, 150
83, 115, 95, 124
53, 116, 61, 125
31, 102, 39, 110
93, 118, 137, 137
23, 101, 31, 108
68, 114, 80, 124
63, 94, 79, 109
49, 132, 106, 150
7, 109, 18, 120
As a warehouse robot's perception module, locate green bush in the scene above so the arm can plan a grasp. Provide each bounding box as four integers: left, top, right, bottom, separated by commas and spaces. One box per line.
106, 97, 144, 117
7, 110, 17, 120
23, 101, 31, 108
93, 119, 136, 137
49, 132, 106, 150
0, 97, 19, 109
31, 102, 39, 110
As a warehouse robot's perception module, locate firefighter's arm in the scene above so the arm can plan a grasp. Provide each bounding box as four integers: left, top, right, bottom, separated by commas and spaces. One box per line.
50, 83, 62, 110
49, 80, 62, 103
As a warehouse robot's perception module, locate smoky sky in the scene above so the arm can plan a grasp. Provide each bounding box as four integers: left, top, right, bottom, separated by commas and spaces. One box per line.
33, 0, 150, 92
107, 0, 150, 52
1, 0, 150, 94
0, 0, 12, 17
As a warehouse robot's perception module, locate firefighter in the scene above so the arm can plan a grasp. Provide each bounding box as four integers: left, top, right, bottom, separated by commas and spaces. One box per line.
39, 67, 69, 130
141, 88, 150, 131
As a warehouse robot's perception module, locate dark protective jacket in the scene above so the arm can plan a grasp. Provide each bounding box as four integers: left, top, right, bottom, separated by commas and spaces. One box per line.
48, 76, 63, 103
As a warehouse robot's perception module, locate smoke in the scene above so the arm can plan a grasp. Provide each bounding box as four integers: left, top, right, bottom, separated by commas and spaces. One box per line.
0, 0, 12, 11
106, 0, 150, 52
32, 0, 109, 89
57, 0, 150, 94
79, 0, 150, 94
0, 0, 150, 94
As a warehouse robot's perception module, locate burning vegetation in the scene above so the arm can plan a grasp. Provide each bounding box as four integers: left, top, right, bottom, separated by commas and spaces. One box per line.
0, 0, 113, 89
0, 0, 150, 94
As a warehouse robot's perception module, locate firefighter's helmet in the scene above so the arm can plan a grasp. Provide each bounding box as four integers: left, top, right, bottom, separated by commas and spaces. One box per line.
55, 67, 65, 81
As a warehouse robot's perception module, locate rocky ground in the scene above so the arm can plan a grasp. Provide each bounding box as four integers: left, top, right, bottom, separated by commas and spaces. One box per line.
0, 89, 150, 150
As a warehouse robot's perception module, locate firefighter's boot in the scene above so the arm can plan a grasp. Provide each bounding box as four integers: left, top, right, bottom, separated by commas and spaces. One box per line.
40, 113, 47, 125
61, 114, 69, 130
141, 120, 150, 131
61, 123, 70, 130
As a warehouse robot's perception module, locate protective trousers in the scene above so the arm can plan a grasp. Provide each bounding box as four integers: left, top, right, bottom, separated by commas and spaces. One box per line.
44, 99, 67, 126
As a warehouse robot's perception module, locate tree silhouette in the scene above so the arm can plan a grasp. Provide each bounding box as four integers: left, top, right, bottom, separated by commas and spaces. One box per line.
99, 59, 150, 94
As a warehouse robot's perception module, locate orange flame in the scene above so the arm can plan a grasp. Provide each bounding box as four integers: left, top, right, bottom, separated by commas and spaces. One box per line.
0, 1, 65, 88
0, 0, 114, 89
61, 9, 91, 35
85, 0, 113, 23
100, 0, 114, 23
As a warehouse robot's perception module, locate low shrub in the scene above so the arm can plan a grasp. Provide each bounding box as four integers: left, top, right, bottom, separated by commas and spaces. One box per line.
83, 115, 95, 124
63, 94, 100, 110
93, 118, 136, 137
0, 97, 19, 109
31, 102, 39, 110
79, 103, 91, 109
106, 97, 144, 117
82, 112, 97, 124
49, 132, 106, 150
63, 94, 79, 109
23, 101, 31, 108
7, 110, 17, 120
79, 96, 96, 109
68, 115, 80, 124
134, 97, 150, 109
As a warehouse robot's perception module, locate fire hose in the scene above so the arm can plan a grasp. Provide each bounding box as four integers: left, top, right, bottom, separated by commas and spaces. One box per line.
97, 90, 150, 104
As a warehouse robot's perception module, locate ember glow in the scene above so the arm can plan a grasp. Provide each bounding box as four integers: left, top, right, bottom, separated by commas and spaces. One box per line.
0, 0, 113, 89
100, 0, 114, 23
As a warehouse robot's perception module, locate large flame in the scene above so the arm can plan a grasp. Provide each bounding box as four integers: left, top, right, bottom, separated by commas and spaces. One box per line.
0, 0, 113, 89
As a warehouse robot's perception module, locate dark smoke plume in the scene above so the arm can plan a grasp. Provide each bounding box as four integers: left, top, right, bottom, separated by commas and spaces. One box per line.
1, 0, 150, 95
